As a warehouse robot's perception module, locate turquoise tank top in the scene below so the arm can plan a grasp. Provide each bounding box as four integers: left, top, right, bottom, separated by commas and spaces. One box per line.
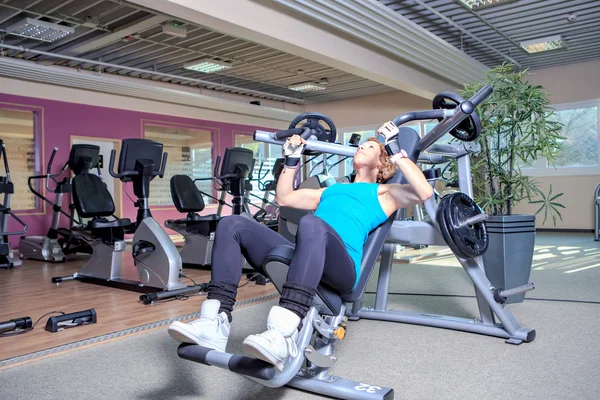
314, 183, 388, 287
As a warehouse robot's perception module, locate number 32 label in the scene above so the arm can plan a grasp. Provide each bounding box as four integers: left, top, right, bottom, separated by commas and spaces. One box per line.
354, 383, 382, 393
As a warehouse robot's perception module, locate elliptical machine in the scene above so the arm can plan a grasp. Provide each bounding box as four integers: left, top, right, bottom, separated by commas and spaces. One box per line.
0, 140, 28, 269
54, 139, 203, 298
19, 146, 92, 262
248, 158, 284, 228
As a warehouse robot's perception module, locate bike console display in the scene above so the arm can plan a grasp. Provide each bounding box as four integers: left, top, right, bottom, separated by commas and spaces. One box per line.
116, 139, 165, 182
219, 147, 254, 178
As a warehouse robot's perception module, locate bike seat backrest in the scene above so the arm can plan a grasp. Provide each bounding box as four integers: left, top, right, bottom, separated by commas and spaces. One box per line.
72, 173, 115, 218
68, 144, 100, 176
341, 127, 421, 303
170, 175, 205, 213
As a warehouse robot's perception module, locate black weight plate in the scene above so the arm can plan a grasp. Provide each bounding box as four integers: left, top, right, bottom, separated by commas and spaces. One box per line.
436, 195, 468, 258
437, 193, 489, 259
442, 197, 472, 259
444, 200, 474, 259
432, 92, 482, 142
448, 193, 489, 258
288, 112, 337, 144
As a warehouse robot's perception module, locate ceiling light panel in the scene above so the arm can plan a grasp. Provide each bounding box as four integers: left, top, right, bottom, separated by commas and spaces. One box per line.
458, 0, 512, 10
288, 82, 327, 92
6, 18, 74, 43
183, 58, 231, 73
520, 35, 566, 53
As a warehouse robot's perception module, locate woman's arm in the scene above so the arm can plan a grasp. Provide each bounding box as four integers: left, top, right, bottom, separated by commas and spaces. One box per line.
275, 166, 325, 210
274, 134, 325, 211
377, 122, 434, 213
383, 155, 434, 213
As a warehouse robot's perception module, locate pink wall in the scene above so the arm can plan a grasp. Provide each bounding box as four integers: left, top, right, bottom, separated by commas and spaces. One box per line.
0, 93, 275, 245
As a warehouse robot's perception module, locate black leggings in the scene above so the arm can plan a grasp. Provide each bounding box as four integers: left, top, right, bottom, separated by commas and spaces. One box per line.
207, 214, 356, 321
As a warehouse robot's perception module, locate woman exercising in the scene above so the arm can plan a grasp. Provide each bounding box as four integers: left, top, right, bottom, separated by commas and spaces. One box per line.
168, 121, 433, 371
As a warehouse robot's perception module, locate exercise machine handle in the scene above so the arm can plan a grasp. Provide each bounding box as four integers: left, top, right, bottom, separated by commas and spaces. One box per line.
45, 147, 68, 193
212, 155, 240, 181
273, 127, 310, 140
158, 152, 168, 178
391, 110, 449, 127
108, 149, 137, 179
469, 84, 494, 107
47, 147, 57, 175
213, 155, 221, 179
1, 143, 10, 177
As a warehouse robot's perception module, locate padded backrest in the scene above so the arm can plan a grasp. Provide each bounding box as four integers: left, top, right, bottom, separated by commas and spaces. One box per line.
341, 127, 421, 303
298, 174, 336, 189
170, 175, 205, 213
72, 174, 115, 218
68, 144, 100, 176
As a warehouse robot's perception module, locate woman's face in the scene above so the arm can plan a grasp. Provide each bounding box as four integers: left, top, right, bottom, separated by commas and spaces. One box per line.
353, 140, 381, 171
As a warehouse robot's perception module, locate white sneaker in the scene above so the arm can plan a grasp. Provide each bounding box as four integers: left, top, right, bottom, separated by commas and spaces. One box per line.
168, 299, 230, 352
242, 306, 300, 371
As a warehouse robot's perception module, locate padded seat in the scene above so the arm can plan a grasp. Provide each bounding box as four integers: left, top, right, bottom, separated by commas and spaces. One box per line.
169, 175, 220, 235
189, 214, 220, 222
88, 218, 132, 229
166, 215, 220, 236
169, 214, 221, 226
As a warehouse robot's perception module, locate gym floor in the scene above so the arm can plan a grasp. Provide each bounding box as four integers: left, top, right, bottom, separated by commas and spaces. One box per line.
0, 250, 277, 362
1, 232, 599, 400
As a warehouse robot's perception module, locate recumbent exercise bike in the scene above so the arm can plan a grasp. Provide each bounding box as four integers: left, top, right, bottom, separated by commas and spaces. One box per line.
53, 140, 204, 300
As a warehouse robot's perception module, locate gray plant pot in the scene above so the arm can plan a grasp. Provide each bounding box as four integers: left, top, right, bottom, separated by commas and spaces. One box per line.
482, 214, 536, 304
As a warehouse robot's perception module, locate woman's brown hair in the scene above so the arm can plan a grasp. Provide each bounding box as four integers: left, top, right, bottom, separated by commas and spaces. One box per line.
366, 137, 397, 183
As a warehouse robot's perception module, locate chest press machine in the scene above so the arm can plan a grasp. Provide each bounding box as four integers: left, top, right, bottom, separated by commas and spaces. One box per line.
176, 85, 535, 399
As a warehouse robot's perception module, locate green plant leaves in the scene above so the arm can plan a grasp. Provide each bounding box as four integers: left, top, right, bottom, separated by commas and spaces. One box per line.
529, 184, 566, 226
456, 62, 566, 223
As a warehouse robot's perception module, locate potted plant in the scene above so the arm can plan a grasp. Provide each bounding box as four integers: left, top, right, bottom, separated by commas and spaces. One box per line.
459, 63, 565, 303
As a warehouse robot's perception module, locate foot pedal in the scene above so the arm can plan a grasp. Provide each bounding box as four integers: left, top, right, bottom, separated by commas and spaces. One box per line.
45, 309, 97, 332
304, 345, 338, 368
505, 338, 523, 345
132, 240, 155, 265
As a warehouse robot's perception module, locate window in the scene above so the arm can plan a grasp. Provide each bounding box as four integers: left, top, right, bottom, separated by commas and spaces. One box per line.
234, 133, 281, 202
521, 101, 600, 177
0, 108, 37, 210
552, 106, 598, 168
144, 124, 214, 206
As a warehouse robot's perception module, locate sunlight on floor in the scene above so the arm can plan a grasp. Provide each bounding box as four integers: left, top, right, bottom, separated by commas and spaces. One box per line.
564, 263, 600, 274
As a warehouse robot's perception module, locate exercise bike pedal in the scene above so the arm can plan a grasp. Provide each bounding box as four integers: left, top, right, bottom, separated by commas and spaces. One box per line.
132, 240, 155, 266
304, 345, 338, 368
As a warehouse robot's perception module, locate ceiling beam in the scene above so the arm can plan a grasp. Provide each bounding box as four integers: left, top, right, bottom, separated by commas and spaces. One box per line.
41, 14, 171, 60
127, 0, 463, 99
